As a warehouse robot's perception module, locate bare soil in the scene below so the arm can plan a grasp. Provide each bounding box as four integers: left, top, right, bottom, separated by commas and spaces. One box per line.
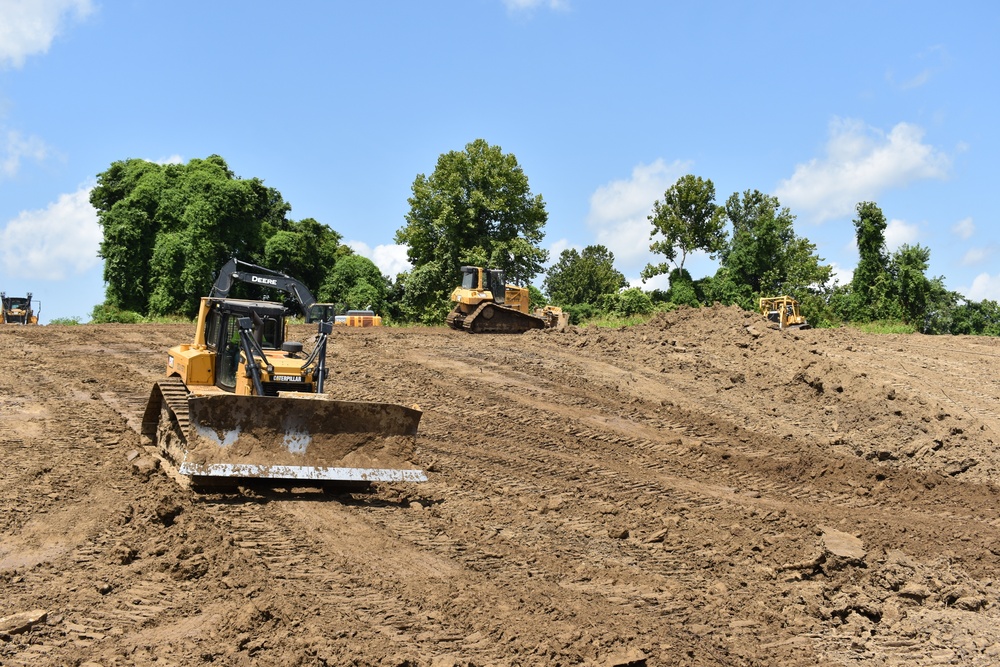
3, 305, 1000, 666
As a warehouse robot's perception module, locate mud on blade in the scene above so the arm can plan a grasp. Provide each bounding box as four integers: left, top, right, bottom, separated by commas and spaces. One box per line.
181, 394, 424, 483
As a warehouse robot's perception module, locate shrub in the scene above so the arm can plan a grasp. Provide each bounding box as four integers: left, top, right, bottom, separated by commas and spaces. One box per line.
90, 304, 146, 324
604, 288, 654, 317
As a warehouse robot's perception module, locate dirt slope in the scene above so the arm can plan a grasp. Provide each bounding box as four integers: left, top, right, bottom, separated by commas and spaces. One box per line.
3, 307, 1000, 666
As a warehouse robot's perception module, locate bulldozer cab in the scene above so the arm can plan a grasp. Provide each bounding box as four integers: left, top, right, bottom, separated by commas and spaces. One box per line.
486, 270, 506, 305
203, 299, 286, 391
459, 266, 481, 290
458, 266, 506, 304
4, 296, 28, 310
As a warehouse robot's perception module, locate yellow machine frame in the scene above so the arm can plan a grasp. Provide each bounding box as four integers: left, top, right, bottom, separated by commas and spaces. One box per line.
759, 295, 810, 330
166, 297, 323, 396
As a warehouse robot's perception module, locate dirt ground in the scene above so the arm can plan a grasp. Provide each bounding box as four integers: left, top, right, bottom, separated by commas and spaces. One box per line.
3, 304, 1000, 666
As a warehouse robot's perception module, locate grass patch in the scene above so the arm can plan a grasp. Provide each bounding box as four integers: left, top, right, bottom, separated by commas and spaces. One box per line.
144, 315, 193, 324
848, 320, 916, 335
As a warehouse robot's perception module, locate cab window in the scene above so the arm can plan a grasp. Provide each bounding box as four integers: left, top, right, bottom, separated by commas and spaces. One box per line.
256, 316, 282, 350
217, 316, 241, 391
461, 269, 479, 290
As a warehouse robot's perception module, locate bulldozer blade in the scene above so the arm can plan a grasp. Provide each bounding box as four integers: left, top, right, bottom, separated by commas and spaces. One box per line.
179, 394, 425, 484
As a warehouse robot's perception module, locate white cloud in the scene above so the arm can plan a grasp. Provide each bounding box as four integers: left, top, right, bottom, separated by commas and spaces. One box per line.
2, 128, 50, 177
961, 246, 994, 267
1, 186, 101, 279
628, 271, 666, 292
886, 45, 948, 91
585, 158, 690, 273
775, 118, 951, 222
502, 0, 570, 11
347, 241, 412, 278
0, 0, 94, 68
545, 237, 578, 263
829, 261, 854, 287
965, 273, 1000, 302
952, 217, 974, 240
155, 154, 184, 165
884, 218, 919, 252
894, 69, 932, 91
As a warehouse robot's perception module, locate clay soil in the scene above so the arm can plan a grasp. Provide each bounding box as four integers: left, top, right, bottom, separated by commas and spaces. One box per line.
3, 305, 1000, 666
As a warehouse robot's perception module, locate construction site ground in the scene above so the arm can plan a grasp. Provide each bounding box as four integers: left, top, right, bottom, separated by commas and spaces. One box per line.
3, 304, 1000, 666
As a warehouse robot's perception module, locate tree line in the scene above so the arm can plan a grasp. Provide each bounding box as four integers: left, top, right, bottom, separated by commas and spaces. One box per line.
90, 143, 1000, 335
90, 156, 389, 322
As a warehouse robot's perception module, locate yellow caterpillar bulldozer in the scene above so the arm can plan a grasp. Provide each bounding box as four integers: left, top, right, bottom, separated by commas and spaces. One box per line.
337, 310, 382, 327
1, 292, 39, 325
446, 266, 568, 333
308, 305, 383, 327
760, 296, 811, 330
141, 259, 425, 489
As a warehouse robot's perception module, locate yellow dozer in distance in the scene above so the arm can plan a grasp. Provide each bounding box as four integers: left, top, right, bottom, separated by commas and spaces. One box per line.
337, 310, 382, 327
760, 296, 811, 330
1, 292, 39, 325
446, 266, 569, 334
305, 305, 382, 327
141, 259, 425, 490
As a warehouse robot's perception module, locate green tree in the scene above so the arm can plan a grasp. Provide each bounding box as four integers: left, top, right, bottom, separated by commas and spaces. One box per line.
90, 159, 169, 313
888, 244, 933, 325
318, 254, 390, 315
264, 217, 351, 291
543, 245, 627, 306
528, 285, 547, 311
398, 261, 452, 325
951, 298, 1000, 336
91, 156, 292, 317
920, 285, 961, 334
712, 189, 832, 310
395, 139, 549, 321
850, 201, 890, 320
641, 175, 726, 283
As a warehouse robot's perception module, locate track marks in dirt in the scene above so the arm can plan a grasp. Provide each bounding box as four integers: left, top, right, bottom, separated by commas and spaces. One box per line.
197, 494, 550, 664
7, 320, 1000, 666
325, 326, 1000, 665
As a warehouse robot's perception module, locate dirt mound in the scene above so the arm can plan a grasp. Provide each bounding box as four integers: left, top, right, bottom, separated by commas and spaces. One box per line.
3, 318, 1000, 666
539, 304, 997, 485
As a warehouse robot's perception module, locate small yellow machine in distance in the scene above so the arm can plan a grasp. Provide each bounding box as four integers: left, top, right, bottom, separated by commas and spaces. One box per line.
760, 296, 811, 330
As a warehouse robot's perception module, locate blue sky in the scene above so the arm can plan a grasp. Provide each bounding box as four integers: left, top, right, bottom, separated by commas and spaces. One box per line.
1, 0, 997, 323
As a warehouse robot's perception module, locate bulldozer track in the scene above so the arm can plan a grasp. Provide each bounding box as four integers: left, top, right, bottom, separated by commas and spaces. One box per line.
149, 377, 191, 433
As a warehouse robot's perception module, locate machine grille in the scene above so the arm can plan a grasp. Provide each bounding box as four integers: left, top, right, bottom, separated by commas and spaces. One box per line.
261, 381, 313, 396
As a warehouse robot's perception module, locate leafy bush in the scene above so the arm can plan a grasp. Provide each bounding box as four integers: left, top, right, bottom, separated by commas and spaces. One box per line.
602, 288, 654, 317
561, 302, 596, 325
666, 279, 700, 308
48, 317, 82, 325
90, 304, 146, 324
